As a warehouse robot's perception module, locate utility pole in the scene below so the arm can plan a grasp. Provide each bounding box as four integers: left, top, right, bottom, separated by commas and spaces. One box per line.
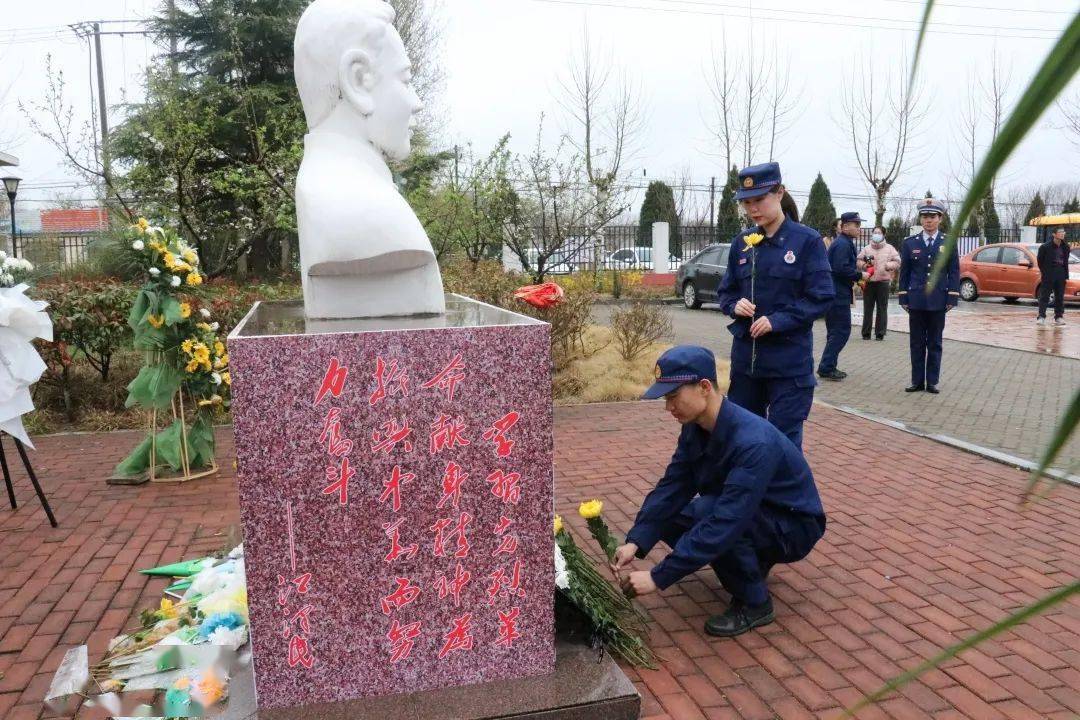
93, 23, 111, 187
709, 176, 716, 231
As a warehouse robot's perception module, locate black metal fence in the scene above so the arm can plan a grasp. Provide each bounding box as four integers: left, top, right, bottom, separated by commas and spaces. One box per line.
11, 232, 99, 275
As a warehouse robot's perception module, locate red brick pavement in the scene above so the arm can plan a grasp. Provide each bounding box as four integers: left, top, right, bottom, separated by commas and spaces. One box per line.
1, 404, 1079, 719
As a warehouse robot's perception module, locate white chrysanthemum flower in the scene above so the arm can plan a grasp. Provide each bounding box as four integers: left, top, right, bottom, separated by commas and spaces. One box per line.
170, 274, 181, 287
0, 273, 13, 287
132, 240, 145, 251
149, 267, 161, 277
554, 544, 570, 590
210, 322, 219, 331
199, 308, 211, 319
211, 372, 222, 385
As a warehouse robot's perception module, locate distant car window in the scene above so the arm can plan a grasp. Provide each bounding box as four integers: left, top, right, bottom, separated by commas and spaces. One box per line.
973, 247, 1000, 263
717, 246, 730, 267
998, 247, 1024, 265
613, 250, 635, 262
697, 248, 722, 265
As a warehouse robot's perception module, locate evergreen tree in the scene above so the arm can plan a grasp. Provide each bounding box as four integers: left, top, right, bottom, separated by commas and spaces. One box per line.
639, 181, 681, 257
1024, 192, 1047, 225
885, 216, 906, 249
802, 173, 837, 238
1062, 196, 1080, 213
715, 165, 742, 242
982, 189, 1001, 241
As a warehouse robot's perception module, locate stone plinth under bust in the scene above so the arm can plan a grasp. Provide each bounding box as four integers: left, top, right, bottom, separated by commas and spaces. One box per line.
228, 296, 554, 709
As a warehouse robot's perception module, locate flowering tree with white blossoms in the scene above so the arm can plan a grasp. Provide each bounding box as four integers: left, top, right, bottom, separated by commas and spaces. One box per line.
113, 219, 230, 482
0, 251, 35, 288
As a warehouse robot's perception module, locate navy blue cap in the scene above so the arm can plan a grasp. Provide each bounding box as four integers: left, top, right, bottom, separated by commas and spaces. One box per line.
918, 198, 945, 215
641, 345, 717, 400
840, 212, 864, 224
735, 162, 782, 201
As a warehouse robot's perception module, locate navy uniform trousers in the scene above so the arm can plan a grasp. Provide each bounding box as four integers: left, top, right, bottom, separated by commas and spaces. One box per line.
656, 496, 825, 606
726, 374, 814, 450
908, 309, 946, 387
818, 305, 852, 375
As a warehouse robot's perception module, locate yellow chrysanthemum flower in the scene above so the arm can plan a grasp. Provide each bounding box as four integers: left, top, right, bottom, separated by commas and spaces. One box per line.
196, 322, 212, 332
186, 272, 203, 286
181, 339, 195, 354
222, 371, 231, 386
185, 359, 200, 373
578, 499, 603, 519
148, 314, 165, 329
182, 248, 198, 265
554, 515, 564, 534
159, 598, 178, 619
198, 394, 224, 407
742, 233, 764, 251
214, 341, 225, 357
136, 217, 149, 233
180, 302, 192, 319
149, 240, 166, 253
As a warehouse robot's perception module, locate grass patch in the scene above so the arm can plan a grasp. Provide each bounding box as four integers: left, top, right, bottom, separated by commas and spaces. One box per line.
555, 326, 729, 405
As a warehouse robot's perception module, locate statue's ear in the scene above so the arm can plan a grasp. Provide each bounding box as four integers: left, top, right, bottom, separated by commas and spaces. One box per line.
339, 49, 376, 116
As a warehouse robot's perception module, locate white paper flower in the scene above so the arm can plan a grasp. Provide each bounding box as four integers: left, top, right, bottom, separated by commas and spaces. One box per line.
149, 267, 161, 277
170, 274, 181, 287
132, 240, 145, 251
211, 372, 222, 385
554, 544, 570, 590
199, 308, 212, 319
208, 624, 248, 651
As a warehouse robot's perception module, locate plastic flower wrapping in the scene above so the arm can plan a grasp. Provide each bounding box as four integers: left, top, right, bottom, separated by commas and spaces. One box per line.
0, 281, 52, 447
514, 281, 565, 309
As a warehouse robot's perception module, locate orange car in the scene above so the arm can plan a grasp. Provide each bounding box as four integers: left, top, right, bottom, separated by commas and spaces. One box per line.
958, 242, 1080, 303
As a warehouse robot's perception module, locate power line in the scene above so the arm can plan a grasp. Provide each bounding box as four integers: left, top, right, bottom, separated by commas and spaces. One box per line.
517, 0, 1065, 40
875, 0, 1076, 15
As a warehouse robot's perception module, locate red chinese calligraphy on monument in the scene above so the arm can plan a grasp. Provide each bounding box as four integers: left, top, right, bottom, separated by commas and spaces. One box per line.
369, 356, 409, 406
438, 613, 475, 659
430, 511, 473, 559
282, 502, 316, 669
381, 577, 422, 615
322, 455, 356, 506
313, 357, 348, 406
383, 518, 420, 563
496, 607, 522, 648
482, 411, 520, 458
433, 562, 472, 608
421, 353, 466, 402
429, 414, 471, 455
436, 461, 469, 510
379, 465, 415, 513
485, 469, 521, 505
371, 418, 415, 455
387, 618, 422, 664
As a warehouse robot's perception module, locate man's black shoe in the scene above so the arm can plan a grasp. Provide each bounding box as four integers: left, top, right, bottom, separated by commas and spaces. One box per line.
704, 598, 775, 638
875, 335, 885, 340
862, 334, 871, 340
926, 385, 940, 394
905, 384, 924, 392
818, 370, 844, 381
837, 370, 848, 379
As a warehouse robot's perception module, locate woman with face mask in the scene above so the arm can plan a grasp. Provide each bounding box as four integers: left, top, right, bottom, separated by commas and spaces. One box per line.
857, 227, 901, 340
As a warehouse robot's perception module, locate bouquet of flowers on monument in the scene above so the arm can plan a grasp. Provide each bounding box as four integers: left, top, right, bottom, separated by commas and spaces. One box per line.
112, 218, 229, 481
553, 510, 656, 668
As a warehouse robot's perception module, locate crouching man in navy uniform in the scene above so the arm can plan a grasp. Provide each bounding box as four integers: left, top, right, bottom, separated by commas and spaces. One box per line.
717, 162, 834, 449
614, 345, 827, 637
898, 198, 960, 394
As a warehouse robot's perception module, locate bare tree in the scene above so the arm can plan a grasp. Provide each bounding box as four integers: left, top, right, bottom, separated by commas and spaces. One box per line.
839, 53, 925, 227
1059, 90, 1080, 149
702, 31, 801, 169
702, 37, 740, 172
389, 0, 445, 133
20, 56, 131, 219
502, 119, 623, 283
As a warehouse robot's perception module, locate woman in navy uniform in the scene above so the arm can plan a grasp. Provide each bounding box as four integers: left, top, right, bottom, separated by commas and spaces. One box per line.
717, 162, 835, 449
898, 198, 960, 394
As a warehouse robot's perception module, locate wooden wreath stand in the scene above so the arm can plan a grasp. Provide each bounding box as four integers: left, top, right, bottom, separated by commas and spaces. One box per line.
148, 390, 218, 483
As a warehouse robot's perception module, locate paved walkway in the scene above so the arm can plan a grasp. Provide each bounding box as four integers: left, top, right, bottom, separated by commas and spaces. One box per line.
2, 406, 1079, 719
598, 304, 1080, 475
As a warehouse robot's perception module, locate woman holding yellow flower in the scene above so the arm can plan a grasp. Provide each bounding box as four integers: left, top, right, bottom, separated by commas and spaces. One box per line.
716, 162, 834, 449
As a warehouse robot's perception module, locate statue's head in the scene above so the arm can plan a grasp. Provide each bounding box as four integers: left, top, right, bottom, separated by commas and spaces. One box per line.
295, 0, 421, 161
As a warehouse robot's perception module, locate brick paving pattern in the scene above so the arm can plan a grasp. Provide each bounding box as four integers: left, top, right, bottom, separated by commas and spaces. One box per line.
2, 404, 1079, 718
597, 304, 1080, 474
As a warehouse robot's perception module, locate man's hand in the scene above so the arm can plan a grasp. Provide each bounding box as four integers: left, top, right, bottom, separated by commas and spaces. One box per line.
946, 305, 955, 312
622, 570, 658, 597
610, 543, 638, 580
749, 315, 773, 338
734, 298, 756, 318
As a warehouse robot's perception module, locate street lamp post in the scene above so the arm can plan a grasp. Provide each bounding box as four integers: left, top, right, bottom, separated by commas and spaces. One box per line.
2, 175, 19, 257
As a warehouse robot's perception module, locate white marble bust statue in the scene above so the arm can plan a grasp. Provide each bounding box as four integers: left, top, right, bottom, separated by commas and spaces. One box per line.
294, 0, 445, 319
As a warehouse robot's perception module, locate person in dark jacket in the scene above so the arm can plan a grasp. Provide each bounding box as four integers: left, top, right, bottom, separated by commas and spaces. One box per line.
1037, 227, 1070, 326
898, 198, 960, 394
817, 211, 867, 380
616, 345, 827, 637
716, 162, 835, 449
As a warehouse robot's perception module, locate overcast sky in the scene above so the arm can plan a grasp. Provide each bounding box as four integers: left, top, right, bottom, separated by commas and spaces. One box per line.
2, 0, 1079, 223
